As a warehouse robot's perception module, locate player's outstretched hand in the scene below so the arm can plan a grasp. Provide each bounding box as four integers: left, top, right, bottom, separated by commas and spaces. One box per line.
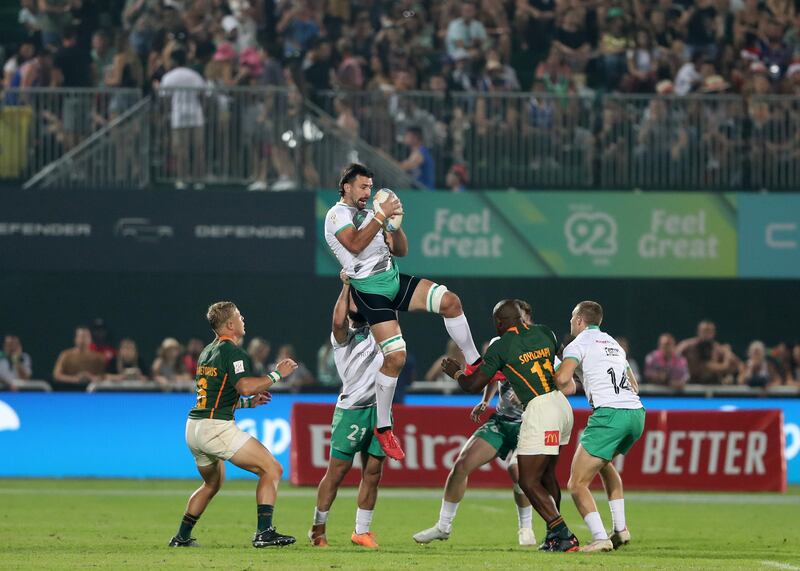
441, 357, 462, 380
253, 392, 272, 407
339, 269, 350, 285
275, 358, 298, 379
470, 402, 487, 423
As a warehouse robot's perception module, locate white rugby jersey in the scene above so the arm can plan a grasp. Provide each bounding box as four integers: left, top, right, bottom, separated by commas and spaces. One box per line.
324, 202, 394, 280
563, 326, 642, 410
331, 326, 384, 409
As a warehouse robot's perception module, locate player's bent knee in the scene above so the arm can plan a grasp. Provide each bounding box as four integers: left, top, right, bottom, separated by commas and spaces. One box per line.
425, 283, 451, 314
439, 291, 462, 316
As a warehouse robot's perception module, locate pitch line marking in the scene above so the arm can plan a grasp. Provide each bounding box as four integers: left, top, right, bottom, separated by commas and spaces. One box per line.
761, 561, 800, 571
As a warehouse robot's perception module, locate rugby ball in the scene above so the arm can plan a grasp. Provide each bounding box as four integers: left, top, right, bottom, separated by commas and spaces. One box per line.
372, 188, 403, 232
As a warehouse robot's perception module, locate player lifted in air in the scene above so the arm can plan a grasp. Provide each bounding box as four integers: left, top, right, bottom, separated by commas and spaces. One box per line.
169, 301, 298, 549
324, 163, 482, 461
413, 300, 540, 547
442, 300, 580, 552
554, 301, 645, 553
309, 275, 387, 549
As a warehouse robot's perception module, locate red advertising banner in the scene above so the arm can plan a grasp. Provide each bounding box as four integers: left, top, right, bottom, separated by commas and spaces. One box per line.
291, 404, 787, 492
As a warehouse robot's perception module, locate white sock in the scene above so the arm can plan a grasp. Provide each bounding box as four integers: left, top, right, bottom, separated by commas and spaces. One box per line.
609, 498, 626, 532
375, 372, 398, 429
443, 314, 480, 364
355, 508, 373, 534
584, 511, 608, 542
313, 508, 328, 526
437, 500, 459, 533
516, 505, 533, 529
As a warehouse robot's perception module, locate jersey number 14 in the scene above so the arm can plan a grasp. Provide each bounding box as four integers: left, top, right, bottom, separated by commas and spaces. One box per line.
606, 368, 630, 394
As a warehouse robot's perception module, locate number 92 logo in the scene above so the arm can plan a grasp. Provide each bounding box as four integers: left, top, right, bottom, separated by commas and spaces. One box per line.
564, 211, 618, 256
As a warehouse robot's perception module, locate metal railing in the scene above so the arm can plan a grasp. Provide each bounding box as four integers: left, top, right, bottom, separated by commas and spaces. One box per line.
7, 87, 800, 191
24, 98, 151, 190
0, 88, 142, 180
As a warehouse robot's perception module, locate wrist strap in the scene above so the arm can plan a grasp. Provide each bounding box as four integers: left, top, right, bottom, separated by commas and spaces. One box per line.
268, 370, 282, 383
454, 370, 465, 381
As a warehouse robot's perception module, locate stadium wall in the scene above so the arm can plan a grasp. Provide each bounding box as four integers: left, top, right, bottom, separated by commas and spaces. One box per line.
0, 393, 797, 486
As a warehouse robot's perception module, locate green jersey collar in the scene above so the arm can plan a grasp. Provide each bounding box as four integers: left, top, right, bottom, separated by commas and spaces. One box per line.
587, 325, 600, 330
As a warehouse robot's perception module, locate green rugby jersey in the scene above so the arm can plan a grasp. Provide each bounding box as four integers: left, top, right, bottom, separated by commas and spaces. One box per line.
480, 323, 558, 407
188, 336, 253, 421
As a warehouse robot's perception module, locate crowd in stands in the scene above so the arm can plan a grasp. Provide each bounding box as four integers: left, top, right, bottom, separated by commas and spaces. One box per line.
2, 0, 799, 190
1, 317, 798, 393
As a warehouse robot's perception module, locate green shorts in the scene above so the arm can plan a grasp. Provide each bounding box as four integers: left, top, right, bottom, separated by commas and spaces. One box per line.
474, 413, 522, 461
329, 406, 385, 461
580, 407, 646, 462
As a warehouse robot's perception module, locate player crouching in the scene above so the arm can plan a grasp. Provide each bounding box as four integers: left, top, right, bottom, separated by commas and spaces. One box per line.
309, 278, 387, 548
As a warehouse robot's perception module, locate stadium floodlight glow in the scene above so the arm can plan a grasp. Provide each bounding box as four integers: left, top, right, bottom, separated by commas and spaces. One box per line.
282, 130, 292, 142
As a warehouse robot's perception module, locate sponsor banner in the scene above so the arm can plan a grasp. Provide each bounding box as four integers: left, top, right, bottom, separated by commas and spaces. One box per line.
292, 404, 786, 492
0, 393, 796, 484
316, 191, 738, 277
738, 194, 800, 278
1, 189, 314, 272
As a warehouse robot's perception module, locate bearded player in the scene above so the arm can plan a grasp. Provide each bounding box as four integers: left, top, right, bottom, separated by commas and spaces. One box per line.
413, 300, 542, 547
324, 163, 482, 461
309, 275, 386, 549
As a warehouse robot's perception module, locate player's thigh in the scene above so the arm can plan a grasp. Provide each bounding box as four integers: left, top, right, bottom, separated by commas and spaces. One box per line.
569, 443, 608, 487
516, 453, 551, 482
331, 407, 384, 461
579, 407, 629, 462
517, 392, 572, 456
361, 452, 385, 480
323, 455, 353, 486
229, 436, 280, 476
407, 278, 449, 313
454, 433, 501, 474
350, 287, 399, 328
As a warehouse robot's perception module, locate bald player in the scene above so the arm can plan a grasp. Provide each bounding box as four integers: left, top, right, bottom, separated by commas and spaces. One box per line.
441, 300, 579, 552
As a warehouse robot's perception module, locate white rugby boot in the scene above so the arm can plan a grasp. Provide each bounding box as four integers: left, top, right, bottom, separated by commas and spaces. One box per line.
413, 525, 450, 544
518, 527, 537, 546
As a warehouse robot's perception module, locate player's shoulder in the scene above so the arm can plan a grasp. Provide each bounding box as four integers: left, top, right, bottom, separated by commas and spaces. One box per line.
219, 339, 247, 359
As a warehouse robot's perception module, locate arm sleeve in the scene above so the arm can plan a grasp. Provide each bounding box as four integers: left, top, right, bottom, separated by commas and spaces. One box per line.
562, 337, 585, 365
228, 347, 254, 387
325, 205, 354, 237
479, 338, 505, 377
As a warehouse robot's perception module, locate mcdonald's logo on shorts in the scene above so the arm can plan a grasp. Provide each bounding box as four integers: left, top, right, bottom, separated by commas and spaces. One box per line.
544, 430, 560, 446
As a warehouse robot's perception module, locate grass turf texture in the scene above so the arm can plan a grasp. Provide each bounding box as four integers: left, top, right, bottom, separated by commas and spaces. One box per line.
1, 480, 798, 570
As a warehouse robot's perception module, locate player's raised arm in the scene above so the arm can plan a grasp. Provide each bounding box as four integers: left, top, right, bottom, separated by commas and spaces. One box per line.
442, 357, 493, 394
335, 196, 402, 255
331, 272, 351, 345
236, 359, 298, 396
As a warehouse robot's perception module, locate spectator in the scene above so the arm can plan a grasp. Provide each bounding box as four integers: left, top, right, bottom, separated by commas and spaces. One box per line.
685, 0, 721, 59
52, 26, 92, 87
737, 340, 782, 388
400, 126, 435, 190
182, 337, 204, 375
38, 0, 72, 47
516, 0, 557, 68
446, 163, 469, 192
424, 340, 465, 383
159, 47, 206, 190
247, 337, 271, 376
791, 344, 800, 384
2, 40, 36, 105
335, 37, 364, 90
106, 338, 148, 381
272, 344, 314, 392
600, 8, 632, 90
0, 335, 33, 390
151, 337, 191, 388
623, 31, 659, 92
52, 326, 106, 387
91, 29, 115, 87
644, 333, 689, 389
677, 320, 741, 384
18, 0, 41, 38
445, 1, 489, 57
89, 318, 116, 367
675, 52, 705, 95
277, 0, 322, 62
302, 38, 334, 94
615, 336, 641, 381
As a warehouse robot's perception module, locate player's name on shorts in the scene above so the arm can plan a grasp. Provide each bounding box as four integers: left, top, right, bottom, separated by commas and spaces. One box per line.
517, 347, 552, 364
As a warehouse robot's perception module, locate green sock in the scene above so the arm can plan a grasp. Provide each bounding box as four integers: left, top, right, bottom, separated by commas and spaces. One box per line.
177, 512, 199, 540
547, 515, 572, 540
257, 504, 274, 532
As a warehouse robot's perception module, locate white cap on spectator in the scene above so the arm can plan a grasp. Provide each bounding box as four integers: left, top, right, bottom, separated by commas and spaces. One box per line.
222, 15, 240, 34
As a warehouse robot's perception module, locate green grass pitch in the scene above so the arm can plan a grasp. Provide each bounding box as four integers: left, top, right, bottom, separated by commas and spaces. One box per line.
1, 479, 798, 570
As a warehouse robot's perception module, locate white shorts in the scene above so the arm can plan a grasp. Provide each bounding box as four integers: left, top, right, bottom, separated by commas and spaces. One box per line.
185, 418, 251, 467
517, 390, 574, 456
